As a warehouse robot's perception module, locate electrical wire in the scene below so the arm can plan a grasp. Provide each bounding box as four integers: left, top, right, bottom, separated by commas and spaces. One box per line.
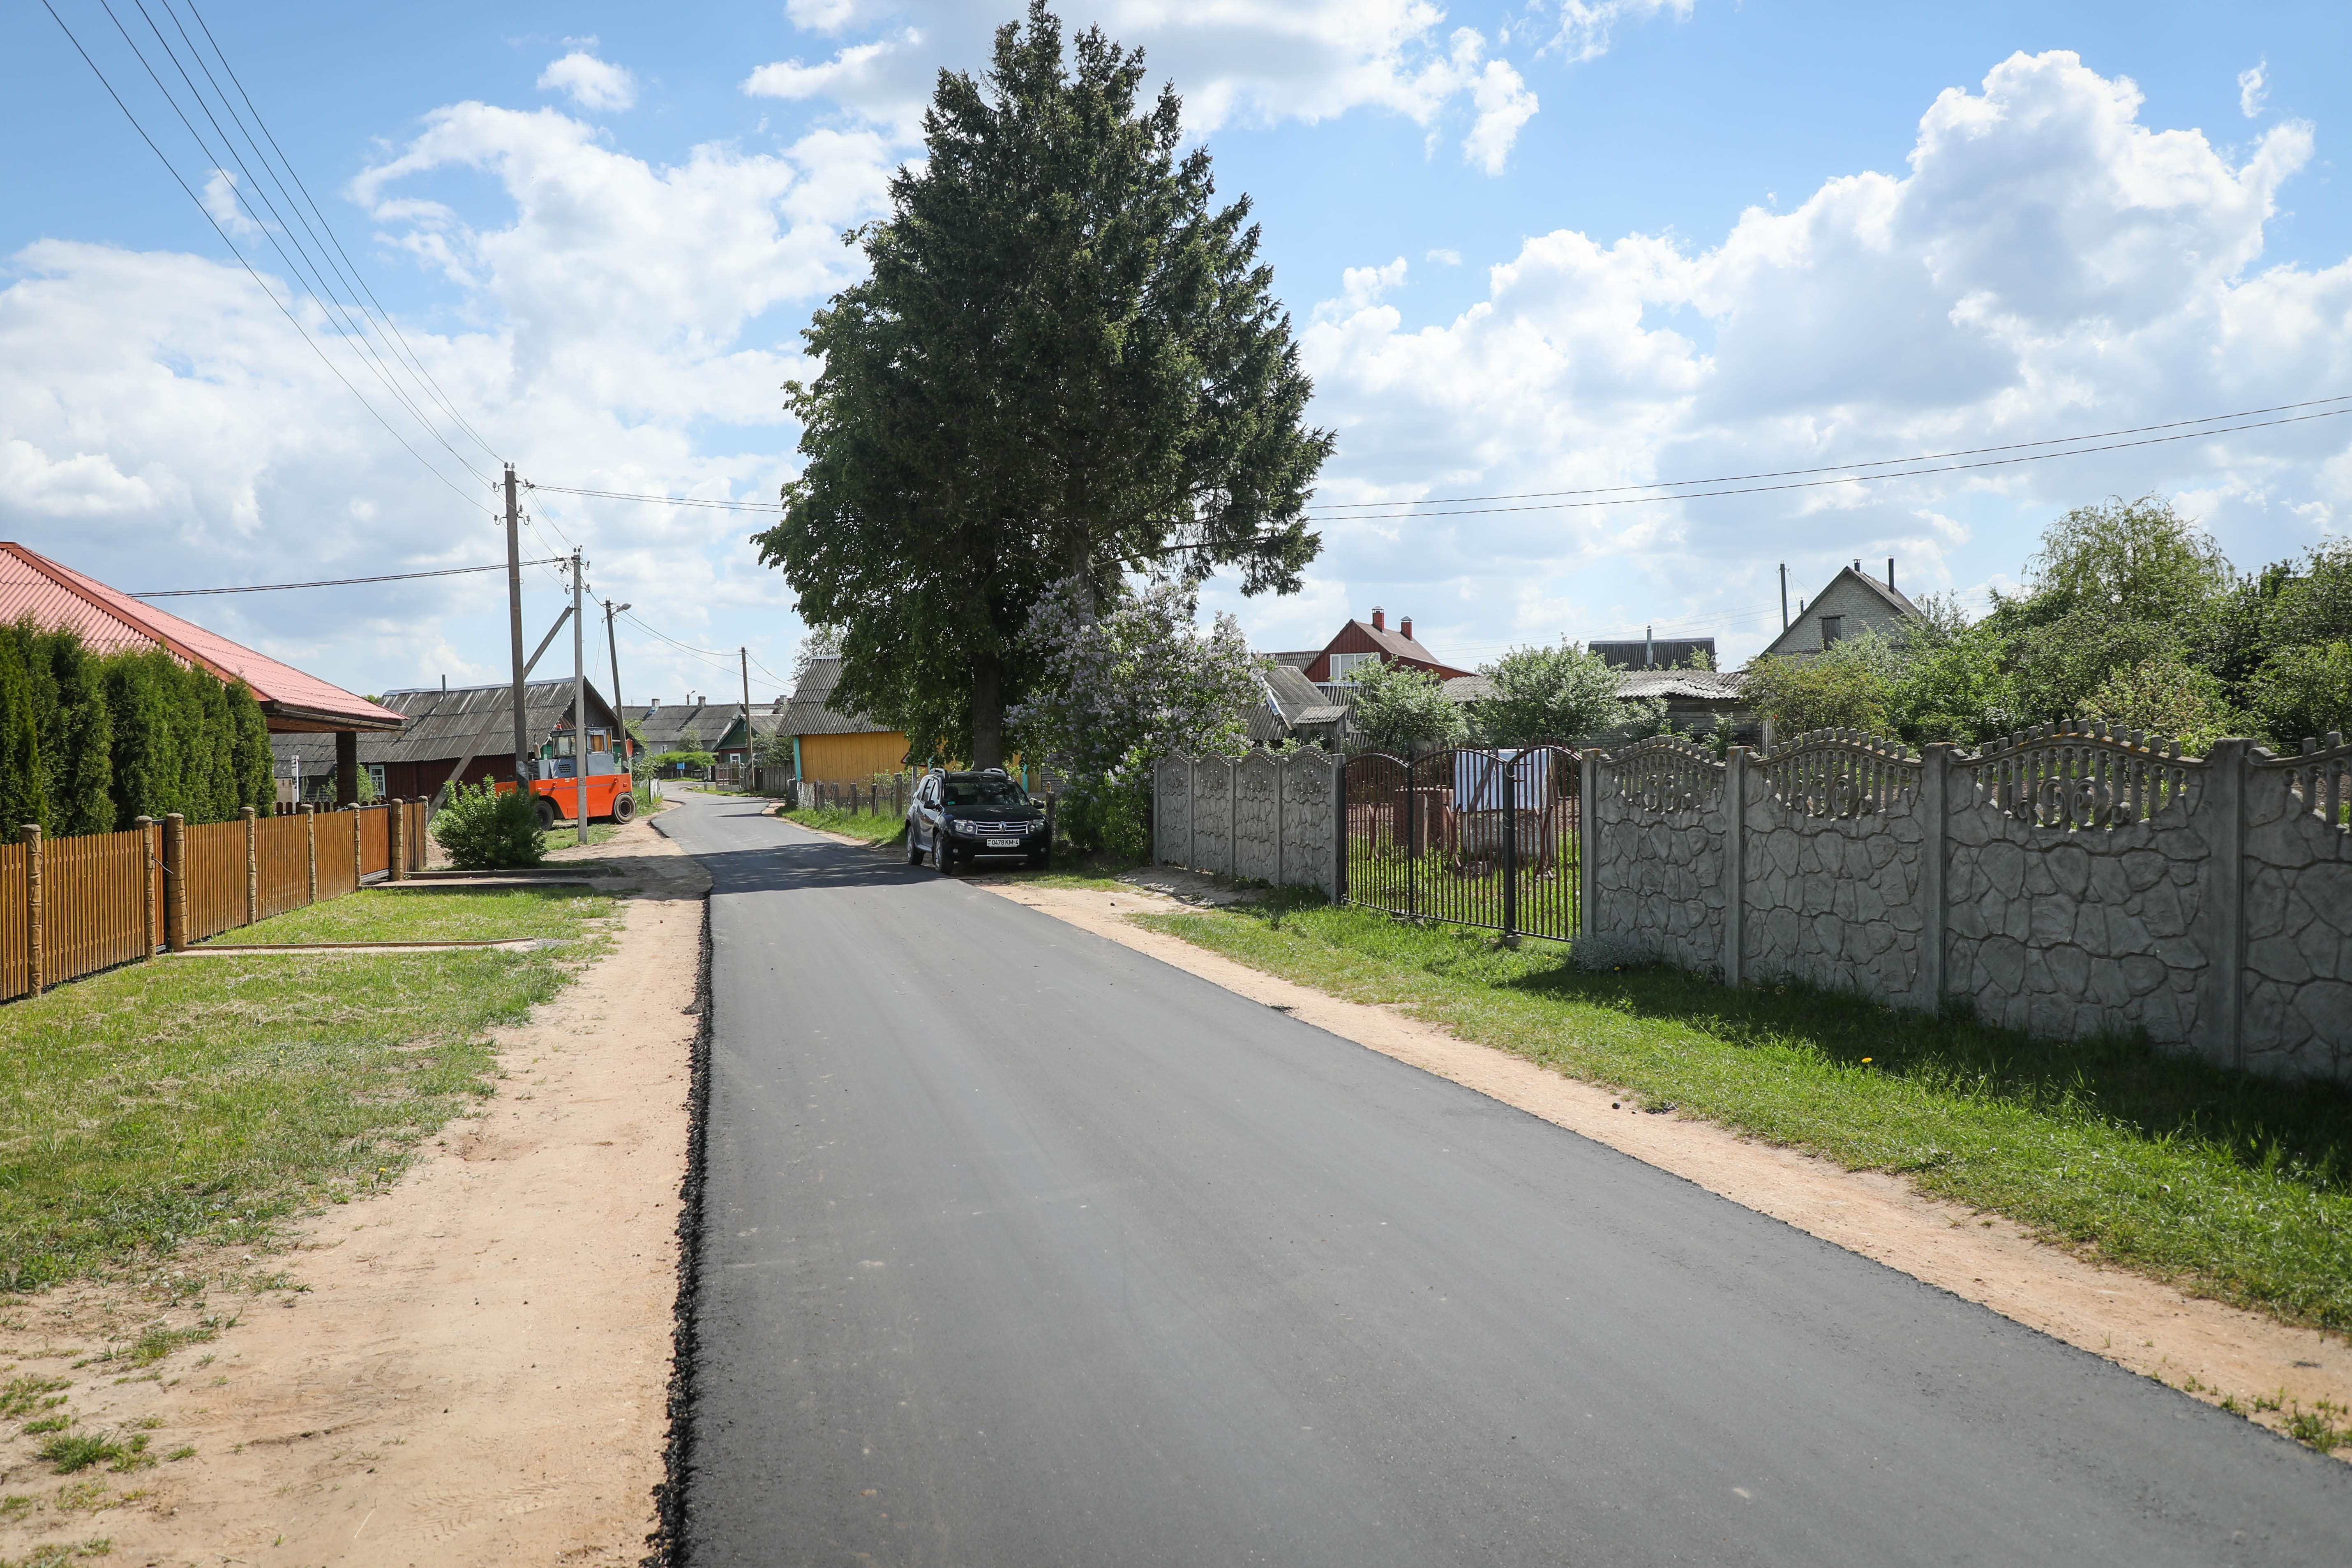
132, 557, 567, 596
36, 0, 487, 514
528, 482, 779, 513
180, 0, 503, 467
94, 0, 490, 487
1303, 394, 2352, 515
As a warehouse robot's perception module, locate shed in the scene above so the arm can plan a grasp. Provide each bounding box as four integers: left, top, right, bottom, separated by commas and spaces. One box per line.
782, 658, 911, 781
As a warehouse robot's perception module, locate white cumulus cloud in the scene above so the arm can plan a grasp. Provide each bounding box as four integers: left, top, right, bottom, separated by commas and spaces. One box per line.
2239, 58, 2267, 118
538, 51, 639, 113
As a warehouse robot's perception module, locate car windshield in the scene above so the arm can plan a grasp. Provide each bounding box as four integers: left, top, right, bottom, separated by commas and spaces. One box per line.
944, 778, 1028, 808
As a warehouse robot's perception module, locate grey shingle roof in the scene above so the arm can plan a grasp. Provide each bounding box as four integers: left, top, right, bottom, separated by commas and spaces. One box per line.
1616, 670, 1744, 700
625, 701, 734, 752
271, 680, 619, 769
782, 656, 892, 736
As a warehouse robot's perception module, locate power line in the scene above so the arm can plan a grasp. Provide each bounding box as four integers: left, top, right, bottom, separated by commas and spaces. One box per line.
526, 482, 780, 514
36, 0, 486, 513
1306, 401, 2352, 522
180, 0, 503, 466
132, 557, 566, 596
97, 0, 491, 487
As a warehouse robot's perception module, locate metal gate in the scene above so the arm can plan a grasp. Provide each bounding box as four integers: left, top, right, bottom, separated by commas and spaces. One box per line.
1341, 747, 1582, 942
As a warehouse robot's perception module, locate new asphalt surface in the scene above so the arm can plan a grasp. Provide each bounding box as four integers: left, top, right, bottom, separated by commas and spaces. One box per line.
662, 790, 2352, 1566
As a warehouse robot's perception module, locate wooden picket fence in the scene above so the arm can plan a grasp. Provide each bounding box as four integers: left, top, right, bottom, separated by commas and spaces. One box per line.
0, 799, 429, 1003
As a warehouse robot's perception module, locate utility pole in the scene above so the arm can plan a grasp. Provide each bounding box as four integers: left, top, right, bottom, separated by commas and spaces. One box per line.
572, 551, 588, 845
1779, 563, 1789, 631
505, 466, 530, 779
604, 599, 632, 766
739, 647, 753, 775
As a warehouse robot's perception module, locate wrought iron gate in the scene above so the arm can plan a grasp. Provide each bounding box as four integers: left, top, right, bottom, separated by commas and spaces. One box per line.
1341, 746, 1582, 942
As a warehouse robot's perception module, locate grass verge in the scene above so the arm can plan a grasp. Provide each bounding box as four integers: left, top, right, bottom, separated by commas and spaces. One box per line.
781, 805, 904, 847
0, 901, 616, 1289
206, 887, 615, 946
1133, 895, 2352, 1341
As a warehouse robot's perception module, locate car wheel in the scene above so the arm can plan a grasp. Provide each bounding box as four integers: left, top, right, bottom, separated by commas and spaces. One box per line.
532, 797, 559, 831
611, 791, 636, 823
935, 832, 956, 875
904, 822, 923, 865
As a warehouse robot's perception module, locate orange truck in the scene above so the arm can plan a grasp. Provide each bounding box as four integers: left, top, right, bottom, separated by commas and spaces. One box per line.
494, 759, 639, 829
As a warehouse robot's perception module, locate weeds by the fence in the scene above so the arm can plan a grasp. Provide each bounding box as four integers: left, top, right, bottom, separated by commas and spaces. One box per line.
1135, 895, 2352, 1342
0, 900, 614, 1289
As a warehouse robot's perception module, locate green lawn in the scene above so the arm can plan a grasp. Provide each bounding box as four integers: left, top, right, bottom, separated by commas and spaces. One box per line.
206, 887, 615, 945
1135, 896, 2352, 1345
0, 903, 614, 1289
781, 805, 905, 847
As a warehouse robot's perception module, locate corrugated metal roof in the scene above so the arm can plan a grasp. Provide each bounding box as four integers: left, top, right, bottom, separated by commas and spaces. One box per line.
1616, 670, 1744, 700
0, 542, 405, 731
782, 656, 893, 737
624, 702, 733, 751
270, 679, 617, 768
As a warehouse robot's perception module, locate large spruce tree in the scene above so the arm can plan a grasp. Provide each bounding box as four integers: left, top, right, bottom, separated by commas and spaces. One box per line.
757, 1, 1331, 767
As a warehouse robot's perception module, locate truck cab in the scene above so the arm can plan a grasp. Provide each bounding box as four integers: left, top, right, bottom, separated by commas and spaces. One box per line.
494, 726, 638, 827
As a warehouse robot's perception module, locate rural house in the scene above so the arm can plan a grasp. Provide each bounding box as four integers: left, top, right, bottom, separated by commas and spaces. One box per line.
1756, 559, 1923, 659
625, 696, 727, 763
0, 540, 403, 805
779, 657, 911, 783
1286, 608, 1474, 685
271, 679, 624, 803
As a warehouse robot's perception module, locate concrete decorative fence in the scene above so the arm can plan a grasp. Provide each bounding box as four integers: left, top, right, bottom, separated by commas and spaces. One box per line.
0, 800, 428, 1004
1154, 748, 1345, 900
1582, 726, 2352, 1084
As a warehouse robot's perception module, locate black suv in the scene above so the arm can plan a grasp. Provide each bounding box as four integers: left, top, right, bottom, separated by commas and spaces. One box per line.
905, 768, 1050, 873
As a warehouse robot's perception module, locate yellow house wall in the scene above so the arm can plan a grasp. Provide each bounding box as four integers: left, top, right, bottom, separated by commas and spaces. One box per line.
799, 731, 912, 783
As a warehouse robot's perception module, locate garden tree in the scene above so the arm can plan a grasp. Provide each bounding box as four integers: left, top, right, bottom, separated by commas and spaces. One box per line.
757, 2, 1331, 769
2079, 654, 2242, 753
1473, 642, 1646, 748
2246, 640, 2352, 746
1348, 660, 1468, 754
789, 624, 842, 685
1009, 574, 1261, 855
1741, 627, 1907, 738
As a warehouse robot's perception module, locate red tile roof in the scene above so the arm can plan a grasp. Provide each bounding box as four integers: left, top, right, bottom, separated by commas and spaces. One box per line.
0, 543, 404, 733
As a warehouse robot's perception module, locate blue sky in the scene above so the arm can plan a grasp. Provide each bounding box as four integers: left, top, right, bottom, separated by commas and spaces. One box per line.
4, 0, 2348, 700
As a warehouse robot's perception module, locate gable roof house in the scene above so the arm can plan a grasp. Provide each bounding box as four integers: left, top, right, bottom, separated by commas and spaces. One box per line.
780, 657, 912, 782
1247, 663, 1352, 747
0, 540, 405, 805
624, 697, 731, 760
1298, 608, 1473, 685
272, 679, 623, 804
1755, 560, 1923, 661
708, 701, 791, 770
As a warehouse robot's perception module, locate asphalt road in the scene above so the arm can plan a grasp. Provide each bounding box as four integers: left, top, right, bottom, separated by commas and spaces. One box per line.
662, 790, 2351, 1566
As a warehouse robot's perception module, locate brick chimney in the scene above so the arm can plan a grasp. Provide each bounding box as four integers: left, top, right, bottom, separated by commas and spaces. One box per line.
1399, 615, 1413, 642
1370, 607, 1385, 630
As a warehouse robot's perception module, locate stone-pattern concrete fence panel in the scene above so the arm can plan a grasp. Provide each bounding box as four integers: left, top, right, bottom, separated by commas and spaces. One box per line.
1588, 725, 2352, 1085
1154, 748, 1343, 901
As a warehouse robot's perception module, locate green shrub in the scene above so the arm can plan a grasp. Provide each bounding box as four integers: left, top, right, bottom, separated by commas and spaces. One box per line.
1054, 772, 1152, 862
429, 779, 546, 870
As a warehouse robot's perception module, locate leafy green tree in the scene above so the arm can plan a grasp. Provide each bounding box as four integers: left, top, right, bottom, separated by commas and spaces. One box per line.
1743, 628, 1907, 739
756, 2, 1330, 768
1349, 661, 1468, 754
1890, 621, 2014, 744
2079, 654, 2241, 753
42, 633, 116, 836
102, 648, 179, 826
1473, 642, 1634, 747
2245, 641, 2352, 748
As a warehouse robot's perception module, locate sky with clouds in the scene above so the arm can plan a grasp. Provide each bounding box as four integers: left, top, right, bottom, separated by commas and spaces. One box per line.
2, 0, 2348, 702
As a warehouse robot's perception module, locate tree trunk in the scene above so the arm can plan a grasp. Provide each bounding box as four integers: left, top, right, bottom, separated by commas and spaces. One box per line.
970, 651, 1005, 769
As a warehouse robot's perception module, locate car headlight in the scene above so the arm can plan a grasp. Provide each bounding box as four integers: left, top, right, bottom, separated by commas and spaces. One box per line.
951, 818, 979, 836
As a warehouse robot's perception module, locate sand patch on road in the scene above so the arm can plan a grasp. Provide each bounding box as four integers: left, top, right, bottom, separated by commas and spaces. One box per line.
0, 814, 707, 1566
984, 879, 2352, 1458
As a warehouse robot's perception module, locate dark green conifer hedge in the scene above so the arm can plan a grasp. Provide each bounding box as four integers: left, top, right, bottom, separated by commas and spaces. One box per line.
0, 619, 277, 837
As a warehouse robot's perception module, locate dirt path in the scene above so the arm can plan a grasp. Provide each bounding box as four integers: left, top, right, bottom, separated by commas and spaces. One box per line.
981, 877, 2352, 1458
0, 812, 706, 1566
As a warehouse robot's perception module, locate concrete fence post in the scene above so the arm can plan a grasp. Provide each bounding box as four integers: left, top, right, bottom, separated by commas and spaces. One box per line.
1920, 745, 1953, 1010
22, 825, 42, 997
302, 803, 317, 905
1578, 750, 1600, 937
135, 815, 157, 958
1723, 748, 1748, 987
164, 813, 187, 953
2201, 739, 2252, 1072
388, 798, 408, 881
242, 805, 259, 927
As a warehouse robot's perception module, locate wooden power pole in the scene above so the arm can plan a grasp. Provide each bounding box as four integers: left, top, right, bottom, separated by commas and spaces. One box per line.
505, 466, 530, 777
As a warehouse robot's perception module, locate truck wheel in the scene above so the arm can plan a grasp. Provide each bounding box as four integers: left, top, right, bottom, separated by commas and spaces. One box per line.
611, 791, 636, 823
533, 797, 559, 831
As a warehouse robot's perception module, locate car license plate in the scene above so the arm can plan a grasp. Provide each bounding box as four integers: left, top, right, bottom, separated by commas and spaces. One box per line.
986, 837, 1020, 848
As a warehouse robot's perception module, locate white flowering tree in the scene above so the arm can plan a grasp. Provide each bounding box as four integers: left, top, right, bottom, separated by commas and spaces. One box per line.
1011, 576, 1265, 856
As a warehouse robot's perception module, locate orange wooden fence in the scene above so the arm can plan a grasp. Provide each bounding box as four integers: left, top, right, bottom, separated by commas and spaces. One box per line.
0, 800, 421, 1003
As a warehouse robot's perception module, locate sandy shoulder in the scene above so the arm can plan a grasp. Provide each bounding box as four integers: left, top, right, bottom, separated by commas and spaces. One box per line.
0, 813, 708, 1566
982, 878, 2352, 1457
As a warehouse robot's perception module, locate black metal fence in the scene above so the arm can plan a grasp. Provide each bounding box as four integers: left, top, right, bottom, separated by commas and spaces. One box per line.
1341, 746, 1582, 942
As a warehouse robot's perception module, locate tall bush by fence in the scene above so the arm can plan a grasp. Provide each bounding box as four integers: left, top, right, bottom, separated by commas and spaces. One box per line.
1586, 726, 2352, 1085
0, 799, 427, 1002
